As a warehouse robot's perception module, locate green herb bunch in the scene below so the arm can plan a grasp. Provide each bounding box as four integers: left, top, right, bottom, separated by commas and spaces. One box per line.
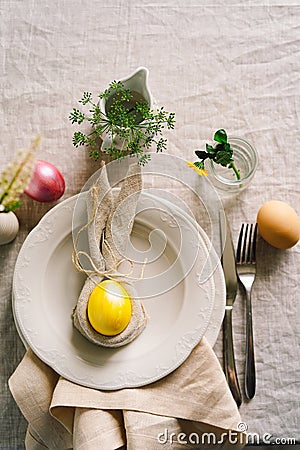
69, 81, 175, 165
193, 129, 240, 180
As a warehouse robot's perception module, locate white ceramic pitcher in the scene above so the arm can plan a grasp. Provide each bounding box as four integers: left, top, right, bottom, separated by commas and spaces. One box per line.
99, 66, 153, 151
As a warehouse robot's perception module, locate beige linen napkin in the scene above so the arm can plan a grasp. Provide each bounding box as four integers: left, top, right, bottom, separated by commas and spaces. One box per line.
9, 337, 246, 450
72, 162, 147, 348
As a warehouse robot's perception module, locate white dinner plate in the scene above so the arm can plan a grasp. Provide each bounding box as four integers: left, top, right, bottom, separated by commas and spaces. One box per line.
13, 192, 224, 390
144, 192, 226, 346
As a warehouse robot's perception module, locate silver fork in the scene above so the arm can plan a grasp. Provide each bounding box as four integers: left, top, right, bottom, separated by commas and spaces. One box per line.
236, 223, 257, 399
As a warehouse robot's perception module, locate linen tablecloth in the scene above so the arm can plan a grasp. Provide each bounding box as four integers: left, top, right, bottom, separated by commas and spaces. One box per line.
1, 0, 299, 448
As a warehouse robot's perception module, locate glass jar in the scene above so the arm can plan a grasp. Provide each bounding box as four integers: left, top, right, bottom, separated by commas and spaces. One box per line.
208, 136, 258, 194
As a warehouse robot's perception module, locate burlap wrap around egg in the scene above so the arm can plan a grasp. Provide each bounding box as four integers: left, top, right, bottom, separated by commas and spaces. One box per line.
72, 162, 147, 347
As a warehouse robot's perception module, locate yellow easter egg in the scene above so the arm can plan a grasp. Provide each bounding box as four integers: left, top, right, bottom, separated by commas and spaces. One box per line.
87, 280, 132, 336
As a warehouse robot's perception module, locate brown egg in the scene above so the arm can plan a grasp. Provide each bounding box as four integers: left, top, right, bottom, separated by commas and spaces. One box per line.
257, 200, 300, 249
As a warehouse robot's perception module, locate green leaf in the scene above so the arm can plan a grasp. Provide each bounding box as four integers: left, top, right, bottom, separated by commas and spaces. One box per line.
4, 200, 22, 212
195, 150, 209, 160
194, 161, 205, 169
156, 138, 167, 153
121, 88, 133, 102
69, 109, 85, 124
72, 131, 87, 147
98, 89, 110, 100
215, 142, 232, 157
138, 153, 151, 166
205, 144, 216, 155
215, 150, 233, 167
214, 129, 227, 144
109, 80, 124, 91
79, 92, 92, 105
88, 149, 101, 160
167, 113, 176, 129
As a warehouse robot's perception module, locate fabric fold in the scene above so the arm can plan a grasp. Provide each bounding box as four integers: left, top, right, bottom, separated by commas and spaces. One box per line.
73, 408, 125, 450
9, 338, 246, 449
72, 162, 147, 348
8, 350, 72, 450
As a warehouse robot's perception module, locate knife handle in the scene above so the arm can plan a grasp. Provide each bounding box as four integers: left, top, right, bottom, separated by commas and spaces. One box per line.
223, 308, 242, 407
245, 289, 256, 399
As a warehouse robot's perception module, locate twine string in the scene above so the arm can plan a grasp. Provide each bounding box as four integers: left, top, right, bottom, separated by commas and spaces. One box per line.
72, 185, 146, 282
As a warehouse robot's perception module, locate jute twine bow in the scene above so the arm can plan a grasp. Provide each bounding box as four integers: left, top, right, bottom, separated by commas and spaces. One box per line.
72, 186, 146, 283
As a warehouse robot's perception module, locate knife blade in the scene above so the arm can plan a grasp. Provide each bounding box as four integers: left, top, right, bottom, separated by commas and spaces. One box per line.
220, 211, 242, 407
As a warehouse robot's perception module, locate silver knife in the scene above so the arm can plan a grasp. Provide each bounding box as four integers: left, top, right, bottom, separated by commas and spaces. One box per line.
219, 211, 242, 407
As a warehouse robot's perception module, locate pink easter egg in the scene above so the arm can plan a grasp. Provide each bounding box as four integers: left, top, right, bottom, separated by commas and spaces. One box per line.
25, 160, 65, 202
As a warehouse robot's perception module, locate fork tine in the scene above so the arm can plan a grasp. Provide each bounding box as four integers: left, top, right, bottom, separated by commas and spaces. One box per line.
246, 224, 253, 262
242, 224, 249, 263
251, 223, 258, 263
236, 223, 245, 263
236, 223, 257, 264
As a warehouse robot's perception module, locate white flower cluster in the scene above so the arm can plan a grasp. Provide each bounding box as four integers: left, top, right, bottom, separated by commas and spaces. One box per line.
0, 136, 40, 212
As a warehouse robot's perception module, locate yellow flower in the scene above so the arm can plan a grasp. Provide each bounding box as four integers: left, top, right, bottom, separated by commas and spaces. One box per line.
186, 161, 208, 177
